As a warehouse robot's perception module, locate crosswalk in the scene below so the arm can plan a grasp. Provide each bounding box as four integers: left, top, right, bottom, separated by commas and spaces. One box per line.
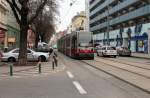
0, 63, 66, 80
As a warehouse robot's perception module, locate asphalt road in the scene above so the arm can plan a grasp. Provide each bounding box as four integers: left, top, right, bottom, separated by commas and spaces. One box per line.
0, 54, 150, 98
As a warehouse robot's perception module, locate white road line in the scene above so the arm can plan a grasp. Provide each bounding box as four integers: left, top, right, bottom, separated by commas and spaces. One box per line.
73, 81, 87, 94
66, 71, 74, 79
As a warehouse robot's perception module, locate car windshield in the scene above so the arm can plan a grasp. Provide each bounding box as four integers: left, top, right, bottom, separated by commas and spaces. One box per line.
78, 32, 93, 47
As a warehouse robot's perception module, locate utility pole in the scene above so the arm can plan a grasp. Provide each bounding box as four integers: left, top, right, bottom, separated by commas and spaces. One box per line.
85, 0, 90, 32
106, 0, 110, 45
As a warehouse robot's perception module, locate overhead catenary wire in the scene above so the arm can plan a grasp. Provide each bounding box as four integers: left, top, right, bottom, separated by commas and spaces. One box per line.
61, 0, 78, 24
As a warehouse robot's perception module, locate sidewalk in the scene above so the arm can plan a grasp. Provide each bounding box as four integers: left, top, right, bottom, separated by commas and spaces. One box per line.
131, 53, 150, 59
0, 60, 65, 78
0, 64, 36, 74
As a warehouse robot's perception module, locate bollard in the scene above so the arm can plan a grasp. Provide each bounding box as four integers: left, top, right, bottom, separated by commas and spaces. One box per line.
39, 63, 41, 74
10, 63, 13, 76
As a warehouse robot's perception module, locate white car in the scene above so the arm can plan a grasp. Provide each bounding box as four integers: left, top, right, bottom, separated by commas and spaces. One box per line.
1, 48, 50, 62
97, 46, 117, 58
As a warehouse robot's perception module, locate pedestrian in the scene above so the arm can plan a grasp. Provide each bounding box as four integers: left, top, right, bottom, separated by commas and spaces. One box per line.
53, 52, 58, 67
49, 47, 53, 55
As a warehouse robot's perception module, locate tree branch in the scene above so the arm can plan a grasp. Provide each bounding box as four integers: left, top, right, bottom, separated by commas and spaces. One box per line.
12, 0, 21, 15
6, 0, 21, 24
18, 0, 23, 5
28, 0, 48, 24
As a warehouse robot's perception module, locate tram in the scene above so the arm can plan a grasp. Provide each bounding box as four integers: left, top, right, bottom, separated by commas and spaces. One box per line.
58, 31, 94, 59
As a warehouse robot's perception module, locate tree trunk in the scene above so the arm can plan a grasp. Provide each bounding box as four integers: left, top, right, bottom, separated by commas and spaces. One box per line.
18, 4, 28, 65
35, 33, 39, 48
18, 25, 28, 65
41, 35, 43, 42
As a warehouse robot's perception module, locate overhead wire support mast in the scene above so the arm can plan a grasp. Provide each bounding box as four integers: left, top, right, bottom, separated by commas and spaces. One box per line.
106, 0, 110, 45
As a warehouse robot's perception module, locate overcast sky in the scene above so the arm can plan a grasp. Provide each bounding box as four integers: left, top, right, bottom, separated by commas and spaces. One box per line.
57, 0, 85, 32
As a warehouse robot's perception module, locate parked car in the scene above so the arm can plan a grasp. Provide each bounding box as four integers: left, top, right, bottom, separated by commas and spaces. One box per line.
116, 46, 131, 56
94, 45, 102, 53
36, 42, 50, 53
97, 46, 117, 58
1, 48, 50, 62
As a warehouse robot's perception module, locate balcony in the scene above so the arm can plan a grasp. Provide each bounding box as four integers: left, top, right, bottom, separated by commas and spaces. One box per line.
90, 5, 150, 32
110, 5, 150, 26
90, 0, 139, 24
90, 22, 108, 32
0, 0, 8, 10
90, 0, 101, 9
90, 0, 113, 17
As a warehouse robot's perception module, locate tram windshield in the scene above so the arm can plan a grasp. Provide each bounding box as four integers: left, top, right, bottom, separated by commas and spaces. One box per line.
78, 32, 93, 47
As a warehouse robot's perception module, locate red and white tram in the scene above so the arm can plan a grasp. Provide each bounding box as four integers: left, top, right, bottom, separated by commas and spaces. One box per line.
58, 31, 94, 59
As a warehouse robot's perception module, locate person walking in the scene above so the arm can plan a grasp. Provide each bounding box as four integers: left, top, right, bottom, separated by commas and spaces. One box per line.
53, 52, 58, 67
49, 47, 53, 55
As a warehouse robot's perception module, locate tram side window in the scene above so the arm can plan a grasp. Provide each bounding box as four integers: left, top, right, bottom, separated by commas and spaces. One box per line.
72, 36, 77, 49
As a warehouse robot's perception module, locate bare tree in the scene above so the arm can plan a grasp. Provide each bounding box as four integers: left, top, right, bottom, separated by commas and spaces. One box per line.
31, 0, 58, 48
6, 0, 54, 65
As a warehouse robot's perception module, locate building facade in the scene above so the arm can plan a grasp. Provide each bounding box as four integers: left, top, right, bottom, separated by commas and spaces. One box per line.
7, 3, 20, 49
0, 0, 8, 48
89, 0, 150, 53
0, 0, 20, 49
27, 29, 36, 49
69, 11, 86, 32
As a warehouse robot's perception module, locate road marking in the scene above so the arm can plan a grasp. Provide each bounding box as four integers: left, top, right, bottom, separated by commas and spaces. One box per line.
66, 71, 74, 79
73, 81, 87, 94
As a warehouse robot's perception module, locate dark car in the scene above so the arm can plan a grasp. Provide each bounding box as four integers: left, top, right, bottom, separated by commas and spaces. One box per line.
116, 47, 131, 56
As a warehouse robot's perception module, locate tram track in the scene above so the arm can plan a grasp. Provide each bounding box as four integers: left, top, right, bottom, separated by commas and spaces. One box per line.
59, 52, 150, 93
80, 60, 150, 94
95, 59, 150, 79
98, 57, 150, 70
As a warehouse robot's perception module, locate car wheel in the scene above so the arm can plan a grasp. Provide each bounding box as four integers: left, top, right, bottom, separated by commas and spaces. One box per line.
8, 57, 16, 62
38, 56, 46, 62
114, 56, 116, 58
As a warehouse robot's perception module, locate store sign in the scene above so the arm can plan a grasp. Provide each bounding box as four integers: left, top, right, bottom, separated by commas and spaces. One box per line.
8, 37, 16, 43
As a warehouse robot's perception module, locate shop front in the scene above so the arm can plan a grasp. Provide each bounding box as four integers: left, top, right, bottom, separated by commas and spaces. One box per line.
135, 33, 148, 53
0, 28, 6, 48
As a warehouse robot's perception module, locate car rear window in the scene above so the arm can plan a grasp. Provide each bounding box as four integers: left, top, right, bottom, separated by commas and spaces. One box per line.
102, 47, 106, 50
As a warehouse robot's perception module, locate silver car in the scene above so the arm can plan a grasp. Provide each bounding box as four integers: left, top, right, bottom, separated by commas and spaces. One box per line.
97, 46, 117, 58
1, 48, 50, 62
116, 47, 131, 56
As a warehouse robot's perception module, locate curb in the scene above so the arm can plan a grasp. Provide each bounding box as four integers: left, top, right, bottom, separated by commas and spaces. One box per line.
131, 56, 150, 60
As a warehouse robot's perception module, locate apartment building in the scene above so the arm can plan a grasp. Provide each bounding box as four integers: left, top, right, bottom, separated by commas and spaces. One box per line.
0, 0, 20, 49
89, 0, 150, 53
0, 0, 8, 48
